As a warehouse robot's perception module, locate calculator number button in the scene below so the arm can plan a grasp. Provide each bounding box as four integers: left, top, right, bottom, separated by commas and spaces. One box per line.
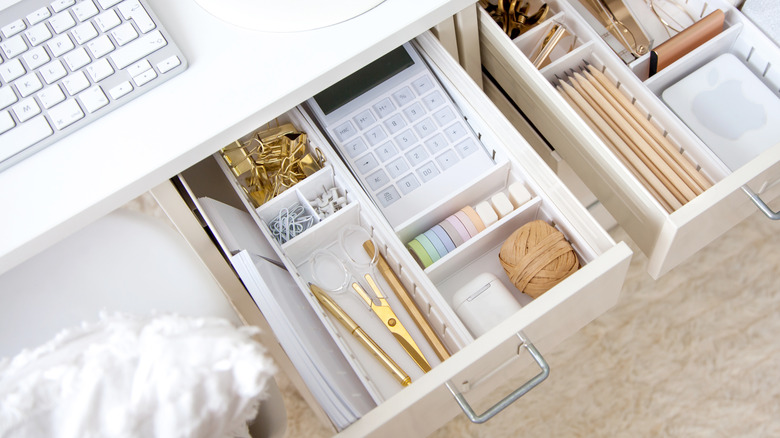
416, 161, 440, 183
377, 185, 401, 207
394, 129, 417, 150
405, 144, 429, 167
353, 110, 376, 130
373, 98, 395, 118
383, 113, 406, 134
364, 125, 388, 146
367, 169, 391, 191
375, 142, 398, 162
355, 152, 379, 174
334, 121, 356, 142
397, 174, 420, 195
436, 150, 460, 170
413, 117, 436, 139
433, 106, 456, 126
403, 102, 426, 122
422, 90, 445, 111
455, 138, 479, 158
424, 133, 448, 155
386, 157, 409, 178
444, 121, 467, 142
343, 137, 367, 158
411, 75, 434, 96
392, 86, 414, 107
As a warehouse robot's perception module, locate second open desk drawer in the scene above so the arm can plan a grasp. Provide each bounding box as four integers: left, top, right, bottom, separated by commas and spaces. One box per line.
157, 32, 631, 437
478, 0, 780, 279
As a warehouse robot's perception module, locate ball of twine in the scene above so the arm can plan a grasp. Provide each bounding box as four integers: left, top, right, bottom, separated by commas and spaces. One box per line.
498, 220, 579, 298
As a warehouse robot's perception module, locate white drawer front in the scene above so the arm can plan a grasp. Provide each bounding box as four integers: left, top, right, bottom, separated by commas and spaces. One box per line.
478, 1, 780, 278
161, 31, 632, 437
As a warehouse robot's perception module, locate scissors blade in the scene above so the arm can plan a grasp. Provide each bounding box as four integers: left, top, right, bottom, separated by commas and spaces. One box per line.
392, 332, 432, 373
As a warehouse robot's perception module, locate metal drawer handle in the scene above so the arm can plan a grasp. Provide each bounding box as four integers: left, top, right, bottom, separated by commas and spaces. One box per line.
446, 332, 550, 424
743, 186, 780, 220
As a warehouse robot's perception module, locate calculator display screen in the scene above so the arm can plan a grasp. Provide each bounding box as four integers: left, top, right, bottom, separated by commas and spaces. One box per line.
313, 46, 415, 115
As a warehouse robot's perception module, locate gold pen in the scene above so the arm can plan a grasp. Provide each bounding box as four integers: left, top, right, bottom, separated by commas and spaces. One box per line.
308, 283, 411, 387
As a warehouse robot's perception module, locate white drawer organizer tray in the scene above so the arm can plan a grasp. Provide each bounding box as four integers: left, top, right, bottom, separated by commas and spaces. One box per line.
480, 0, 780, 278
158, 32, 631, 437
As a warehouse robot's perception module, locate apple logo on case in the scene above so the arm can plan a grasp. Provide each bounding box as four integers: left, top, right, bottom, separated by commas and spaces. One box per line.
692, 68, 766, 140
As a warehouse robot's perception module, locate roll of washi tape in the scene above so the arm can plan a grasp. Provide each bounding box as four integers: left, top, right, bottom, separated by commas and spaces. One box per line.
445, 215, 471, 244
424, 229, 449, 258
416, 233, 441, 263
461, 206, 486, 232
431, 224, 456, 253
475, 201, 499, 227
407, 238, 434, 268
439, 218, 465, 247
454, 210, 479, 238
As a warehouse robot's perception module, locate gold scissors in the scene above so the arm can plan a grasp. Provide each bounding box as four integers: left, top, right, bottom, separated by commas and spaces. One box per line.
351, 273, 431, 373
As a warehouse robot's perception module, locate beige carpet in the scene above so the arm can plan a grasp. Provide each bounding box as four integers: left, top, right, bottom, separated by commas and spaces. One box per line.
268, 210, 780, 437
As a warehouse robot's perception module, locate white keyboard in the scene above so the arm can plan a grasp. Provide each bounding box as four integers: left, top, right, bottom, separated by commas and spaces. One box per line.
0, 0, 186, 170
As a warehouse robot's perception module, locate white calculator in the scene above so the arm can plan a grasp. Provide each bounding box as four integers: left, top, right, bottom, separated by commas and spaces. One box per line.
306, 42, 495, 228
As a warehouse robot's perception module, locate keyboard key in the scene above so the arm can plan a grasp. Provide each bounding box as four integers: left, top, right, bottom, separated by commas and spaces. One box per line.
131, 67, 156, 86
40, 60, 67, 84
353, 110, 375, 130
393, 129, 416, 150
376, 186, 401, 207
374, 142, 398, 162
443, 121, 467, 142
25, 23, 52, 46
95, 10, 121, 32
15, 72, 43, 97
392, 86, 414, 107
404, 144, 429, 167
366, 169, 390, 191
372, 98, 394, 118
48, 99, 83, 129
62, 71, 90, 95
413, 117, 436, 139
27, 8, 52, 25
51, 0, 76, 13
386, 156, 409, 178
1, 19, 26, 38
111, 22, 138, 46
63, 46, 90, 70
0, 59, 26, 83
49, 11, 77, 33
48, 33, 75, 56
364, 125, 387, 146
108, 80, 133, 99
109, 29, 166, 69
156, 55, 180, 73
86, 34, 114, 58
97, 0, 123, 8
354, 152, 378, 175
333, 120, 356, 142
415, 161, 440, 183
342, 137, 367, 158
411, 75, 434, 95
127, 59, 151, 77
422, 90, 445, 111
79, 86, 109, 112
12, 98, 41, 122
0, 87, 18, 109
1, 35, 28, 59
383, 113, 406, 134
23, 46, 50, 70
86, 58, 114, 82
424, 133, 448, 155
435, 149, 460, 170
433, 106, 456, 126
455, 138, 479, 158
72, 22, 98, 44
118, 0, 156, 33
402, 102, 425, 122
38, 85, 66, 108
0, 115, 53, 162
397, 173, 420, 195
73, 0, 99, 21
0, 111, 14, 134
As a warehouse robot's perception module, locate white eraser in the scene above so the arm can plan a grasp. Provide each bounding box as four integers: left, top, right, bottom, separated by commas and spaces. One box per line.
475, 201, 498, 227
490, 193, 513, 219
507, 182, 531, 208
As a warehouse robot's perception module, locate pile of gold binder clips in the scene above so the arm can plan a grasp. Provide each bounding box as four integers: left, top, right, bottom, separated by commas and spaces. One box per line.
479, 0, 549, 38
220, 123, 325, 208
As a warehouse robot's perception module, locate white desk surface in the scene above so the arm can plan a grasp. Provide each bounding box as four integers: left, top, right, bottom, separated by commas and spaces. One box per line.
0, 0, 473, 275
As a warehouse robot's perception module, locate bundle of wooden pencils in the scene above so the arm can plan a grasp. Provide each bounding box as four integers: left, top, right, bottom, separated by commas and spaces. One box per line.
555, 64, 712, 213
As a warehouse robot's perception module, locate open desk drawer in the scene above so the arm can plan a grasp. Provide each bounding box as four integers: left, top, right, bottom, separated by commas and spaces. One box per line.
479, 0, 780, 278
156, 32, 631, 437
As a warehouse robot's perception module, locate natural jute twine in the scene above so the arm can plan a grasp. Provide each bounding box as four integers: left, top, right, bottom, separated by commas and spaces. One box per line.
498, 220, 579, 298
